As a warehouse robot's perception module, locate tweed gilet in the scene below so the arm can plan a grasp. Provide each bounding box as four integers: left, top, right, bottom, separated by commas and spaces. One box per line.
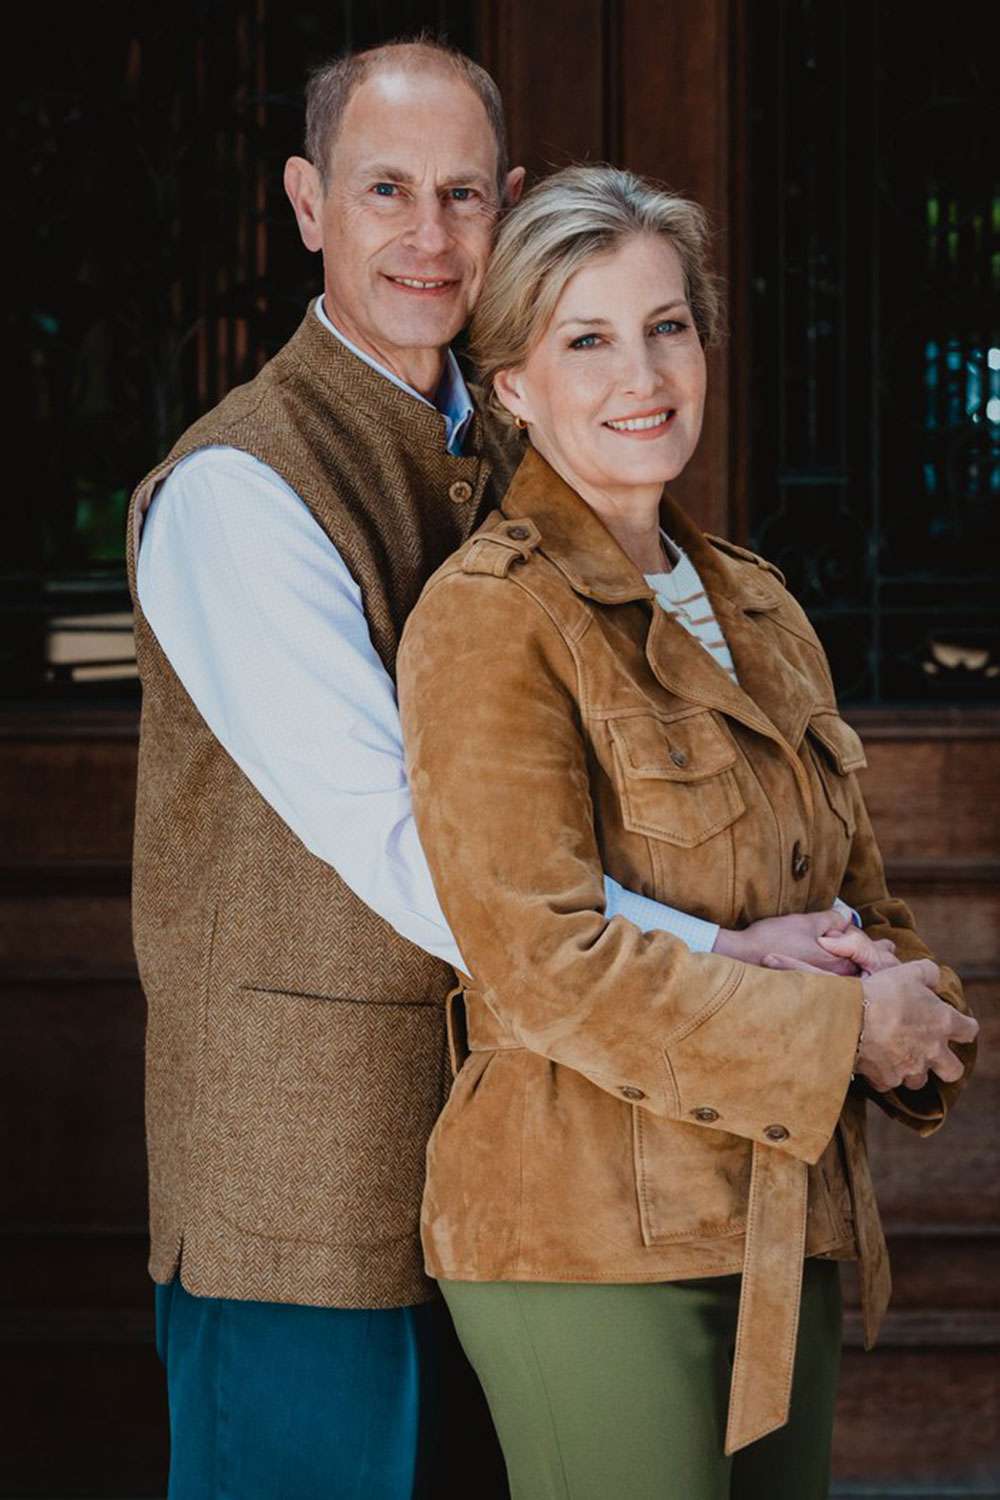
126, 307, 518, 1308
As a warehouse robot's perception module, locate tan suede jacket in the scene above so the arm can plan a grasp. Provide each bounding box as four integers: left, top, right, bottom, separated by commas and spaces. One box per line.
397, 447, 974, 1452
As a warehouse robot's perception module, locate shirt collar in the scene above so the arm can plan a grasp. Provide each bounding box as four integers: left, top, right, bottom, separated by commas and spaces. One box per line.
314, 296, 474, 456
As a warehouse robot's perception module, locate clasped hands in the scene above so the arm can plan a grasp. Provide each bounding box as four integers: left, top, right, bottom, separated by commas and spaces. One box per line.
714, 910, 979, 1095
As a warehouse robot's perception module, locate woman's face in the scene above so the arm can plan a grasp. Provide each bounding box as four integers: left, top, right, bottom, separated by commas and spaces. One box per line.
496, 233, 707, 502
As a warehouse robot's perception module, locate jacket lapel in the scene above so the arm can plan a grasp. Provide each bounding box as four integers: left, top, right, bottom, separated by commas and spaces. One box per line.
500, 450, 819, 790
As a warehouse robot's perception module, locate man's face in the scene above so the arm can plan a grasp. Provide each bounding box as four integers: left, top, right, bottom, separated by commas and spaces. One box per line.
296, 68, 509, 384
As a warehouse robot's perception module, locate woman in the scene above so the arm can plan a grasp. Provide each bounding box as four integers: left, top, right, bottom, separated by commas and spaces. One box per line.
396, 167, 977, 1499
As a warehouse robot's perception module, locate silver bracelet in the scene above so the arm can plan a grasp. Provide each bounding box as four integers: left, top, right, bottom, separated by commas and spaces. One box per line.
850, 993, 869, 1081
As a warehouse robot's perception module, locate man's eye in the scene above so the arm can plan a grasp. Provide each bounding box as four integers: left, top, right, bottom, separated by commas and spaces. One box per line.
569, 334, 601, 350
448, 187, 476, 202
372, 182, 399, 197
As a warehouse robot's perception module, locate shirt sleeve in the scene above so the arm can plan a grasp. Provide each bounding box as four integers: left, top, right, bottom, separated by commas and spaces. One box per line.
135, 447, 713, 973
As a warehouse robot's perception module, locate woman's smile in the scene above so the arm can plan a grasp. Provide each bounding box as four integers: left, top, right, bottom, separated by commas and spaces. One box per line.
602, 406, 676, 436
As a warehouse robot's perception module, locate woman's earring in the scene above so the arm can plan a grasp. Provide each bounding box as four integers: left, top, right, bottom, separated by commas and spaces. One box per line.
514, 415, 528, 430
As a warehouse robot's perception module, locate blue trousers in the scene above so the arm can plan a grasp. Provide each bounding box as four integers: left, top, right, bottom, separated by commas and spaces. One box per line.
155, 1278, 440, 1500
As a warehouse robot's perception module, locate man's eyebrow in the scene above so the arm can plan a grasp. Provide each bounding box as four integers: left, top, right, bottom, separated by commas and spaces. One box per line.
359, 164, 415, 184
555, 299, 690, 331
355, 164, 496, 193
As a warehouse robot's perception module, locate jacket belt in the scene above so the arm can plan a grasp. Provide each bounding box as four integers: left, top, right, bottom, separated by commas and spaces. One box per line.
454, 989, 843, 1455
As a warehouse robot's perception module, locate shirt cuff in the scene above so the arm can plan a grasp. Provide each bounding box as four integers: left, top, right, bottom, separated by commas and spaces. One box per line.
833, 897, 862, 928
603, 876, 720, 953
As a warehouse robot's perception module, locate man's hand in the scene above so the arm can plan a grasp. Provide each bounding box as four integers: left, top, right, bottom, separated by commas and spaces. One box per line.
714, 909, 862, 974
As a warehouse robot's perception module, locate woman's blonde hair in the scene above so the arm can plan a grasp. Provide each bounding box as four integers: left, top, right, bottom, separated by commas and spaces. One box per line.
470, 164, 723, 424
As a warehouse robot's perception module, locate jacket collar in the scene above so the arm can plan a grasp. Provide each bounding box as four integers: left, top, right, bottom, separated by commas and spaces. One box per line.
499, 446, 820, 758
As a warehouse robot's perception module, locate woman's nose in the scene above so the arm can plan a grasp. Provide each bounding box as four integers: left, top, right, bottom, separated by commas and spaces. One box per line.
619, 345, 662, 397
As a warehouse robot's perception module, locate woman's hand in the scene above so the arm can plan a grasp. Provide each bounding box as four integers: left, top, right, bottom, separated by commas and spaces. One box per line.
762, 950, 979, 1093
713, 909, 886, 975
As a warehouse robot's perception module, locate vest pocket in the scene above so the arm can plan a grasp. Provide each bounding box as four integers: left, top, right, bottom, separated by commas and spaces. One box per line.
609, 711, 745, 847
633, 1106, 749, 1244
203, 986, 447, 1244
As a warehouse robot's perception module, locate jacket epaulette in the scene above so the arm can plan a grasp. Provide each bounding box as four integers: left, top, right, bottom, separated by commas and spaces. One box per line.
706, 534, 786, 588
460, 513, 543, 579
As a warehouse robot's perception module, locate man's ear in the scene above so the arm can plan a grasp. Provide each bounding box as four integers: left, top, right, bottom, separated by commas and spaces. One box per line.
504, 166, 526, 208
494, 366, 532, 426
284, 156, 324, 253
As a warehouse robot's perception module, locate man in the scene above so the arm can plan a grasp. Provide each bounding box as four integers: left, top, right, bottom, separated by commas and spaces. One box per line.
127, 37, 872, 1499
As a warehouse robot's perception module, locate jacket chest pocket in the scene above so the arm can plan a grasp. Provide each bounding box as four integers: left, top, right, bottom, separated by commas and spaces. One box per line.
608, 712, 745, 847
805, 710, 867, 839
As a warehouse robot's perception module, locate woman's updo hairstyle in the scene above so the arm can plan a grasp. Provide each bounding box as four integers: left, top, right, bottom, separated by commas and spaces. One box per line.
470, 164, 723, 427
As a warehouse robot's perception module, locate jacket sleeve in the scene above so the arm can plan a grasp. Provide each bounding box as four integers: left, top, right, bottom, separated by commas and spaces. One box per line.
398, 568, 864, 1167
839, 781, 976, 1133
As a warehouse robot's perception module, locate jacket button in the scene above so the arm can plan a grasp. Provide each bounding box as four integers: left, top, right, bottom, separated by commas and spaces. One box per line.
791, 841, 811, 880
764, 1123, 790, 1142
507, 525, 530, 540
670, 749, 688, 767
621, 1085, 645, 1101
449, 480, 474, 503
691, 1106, 719, 1122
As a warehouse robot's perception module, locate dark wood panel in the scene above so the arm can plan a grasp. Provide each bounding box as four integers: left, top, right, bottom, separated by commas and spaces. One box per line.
3, 980, 147, 1229
858, 734, 1000, 865
832, 1346, 1000, 1487
840, 1230, 1000, 1314
0, 1232, 151, 1315
619, 0, 733, 536
0, 732, 138, 864
2, 1343, 167, 1498
0, 892, 135, 977
479, 0, 605, 178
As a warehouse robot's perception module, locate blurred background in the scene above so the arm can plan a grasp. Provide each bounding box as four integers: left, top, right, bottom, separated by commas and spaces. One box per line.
2, 1, 997, 1495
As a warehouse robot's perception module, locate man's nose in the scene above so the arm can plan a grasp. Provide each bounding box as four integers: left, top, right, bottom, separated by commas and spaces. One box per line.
405, 196, 453, 257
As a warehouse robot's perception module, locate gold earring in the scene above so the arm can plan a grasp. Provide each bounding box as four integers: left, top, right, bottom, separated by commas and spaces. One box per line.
514, 415, 528, 430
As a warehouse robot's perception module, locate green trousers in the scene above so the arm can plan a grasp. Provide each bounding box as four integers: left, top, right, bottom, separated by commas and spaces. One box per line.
441, 1258, 842, 1500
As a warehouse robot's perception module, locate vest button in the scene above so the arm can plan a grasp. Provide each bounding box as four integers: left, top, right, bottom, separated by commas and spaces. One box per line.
620, 1085, 645, 1101
691, 1106, 719, 1122
449, 480, 474, 504
791, 841, 811, 880
764, 1123, 790, 1142
670, 749, 688, 768
507, 525, 530, 541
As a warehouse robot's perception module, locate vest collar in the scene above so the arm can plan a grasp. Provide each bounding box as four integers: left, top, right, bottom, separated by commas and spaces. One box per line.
287, 305, 483, 458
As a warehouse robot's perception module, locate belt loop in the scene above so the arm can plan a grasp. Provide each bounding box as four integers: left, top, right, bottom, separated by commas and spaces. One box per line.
444, 983, 469, 1078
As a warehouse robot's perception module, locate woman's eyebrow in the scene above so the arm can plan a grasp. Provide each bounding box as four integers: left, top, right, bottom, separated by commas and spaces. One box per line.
555, 299, 690, 332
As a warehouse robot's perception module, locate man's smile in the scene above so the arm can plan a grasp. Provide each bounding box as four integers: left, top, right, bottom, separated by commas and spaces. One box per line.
383, 274, 459, 295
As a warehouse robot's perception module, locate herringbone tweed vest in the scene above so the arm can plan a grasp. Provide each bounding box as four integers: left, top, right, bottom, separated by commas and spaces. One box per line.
126, 306, 518, 1308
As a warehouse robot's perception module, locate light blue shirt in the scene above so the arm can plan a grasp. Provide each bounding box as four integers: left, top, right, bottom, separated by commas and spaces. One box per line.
135, 300, 722, 970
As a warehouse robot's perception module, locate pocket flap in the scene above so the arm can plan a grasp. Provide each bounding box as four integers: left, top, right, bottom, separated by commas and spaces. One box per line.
609, 712, 737, 783
807, 711, 867, 774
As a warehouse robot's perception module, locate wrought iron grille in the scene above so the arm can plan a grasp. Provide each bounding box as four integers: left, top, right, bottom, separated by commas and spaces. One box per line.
6, 1, 476, 701
747, 1, 998, 704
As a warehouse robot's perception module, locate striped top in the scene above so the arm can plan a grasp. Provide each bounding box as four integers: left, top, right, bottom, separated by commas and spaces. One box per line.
645, 535, 739, 684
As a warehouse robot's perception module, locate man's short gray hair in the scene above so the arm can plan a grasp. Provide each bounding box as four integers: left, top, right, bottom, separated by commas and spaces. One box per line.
470, 165, 725, 425
305, 36, 508, 198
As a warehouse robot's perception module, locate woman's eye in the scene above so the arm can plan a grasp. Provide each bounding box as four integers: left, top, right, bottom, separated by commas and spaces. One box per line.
569, 334, 602, 350
651, 319, 685, 336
